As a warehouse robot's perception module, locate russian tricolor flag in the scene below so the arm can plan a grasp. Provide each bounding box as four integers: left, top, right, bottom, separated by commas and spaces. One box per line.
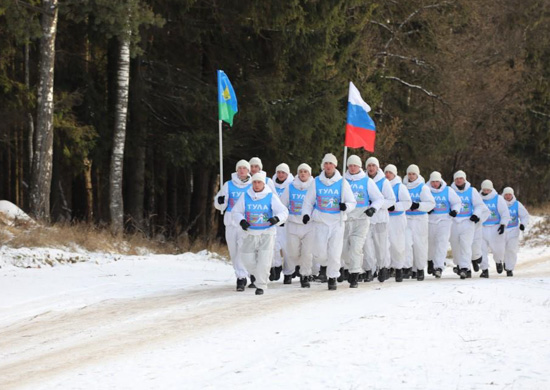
345, 82, 376, 152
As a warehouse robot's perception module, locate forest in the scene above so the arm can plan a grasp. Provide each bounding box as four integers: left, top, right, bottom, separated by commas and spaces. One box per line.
0, 0, 549, 241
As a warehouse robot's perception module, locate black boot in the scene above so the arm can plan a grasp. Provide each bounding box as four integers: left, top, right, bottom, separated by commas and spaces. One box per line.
402, 268, 412, 279
434, 268, 442, 278
236, 278, 246, 292
317, 266, 328, 283
466, 270, 472, 278
411, 271, 417, 279
275, 265, 283, 280
284, 274, 292, 284
373, 270, 378, 279
378, 267, 388, 282
248, 275, 256, 288
389, 268, 396, 278
300, 275, 311, 288
337, 267, 346, 282
328, 277, 337, 290
472, 257, 482, 272
427, 260, 434, 275
496, 262, 503, 274
480, 269, 489, 278
395, 268, 403, 282
506, 270, 513, 277
416, 270, 424, 281
365, 270, 373, 282
292, 265, 301, 278
349, 273, 359, 288
269, 267, 276, 281
358, 273, 366, 282
453, 266, 460, 275
255, 288, 264, 295
459, 268, 468, 279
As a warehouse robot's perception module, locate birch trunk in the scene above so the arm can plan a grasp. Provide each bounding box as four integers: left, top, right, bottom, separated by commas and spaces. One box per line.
29, 0, 58, 221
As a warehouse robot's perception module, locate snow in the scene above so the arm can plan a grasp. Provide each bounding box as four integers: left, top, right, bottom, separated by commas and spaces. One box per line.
1, 231, 550, 390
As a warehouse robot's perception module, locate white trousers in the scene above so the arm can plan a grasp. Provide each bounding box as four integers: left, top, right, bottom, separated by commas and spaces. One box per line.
471, 223, 483, 260
504, 234, 519, 270
273, 225, 293, 275
240, 234, 276, 290
388, 215, 407, 269
286, 222, 315, 276
363, 222, 389, 271
482, 225, 506, 271
450, 220, 476, 270
313, 221, 345, 279
226, 225, 248, 278
428, 219, 452, 271
342, 218, 370, 274
406, 217, 429, 271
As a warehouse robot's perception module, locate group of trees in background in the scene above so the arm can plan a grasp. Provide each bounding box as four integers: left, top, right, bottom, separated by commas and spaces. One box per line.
0, 0, 548, 241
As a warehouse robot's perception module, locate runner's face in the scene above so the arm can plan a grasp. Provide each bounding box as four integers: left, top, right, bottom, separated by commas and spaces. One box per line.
367, 164, 378, 177
324, 162, 336, 176
482, 189, 492, 195
348, 164, 360, 175
276, 171, 288, 182
385, 171, 395, 181
408, 172, 418, 182
237, 167, 249, 179
250, 165, 261, 175
504, 193, 513, 201
252, 180, 265, 192
454, 177, 465, 187
298, 169, 310, 181
431, 181, 441, 189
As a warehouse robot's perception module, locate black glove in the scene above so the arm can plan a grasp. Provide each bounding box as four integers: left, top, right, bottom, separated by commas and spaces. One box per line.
268, 216, 280, 226
388, 205, 395, 212
428, 209, 434, 214
498, 224, 505, 235
240, 219, 250, 231
365, 207, 376, 217
470, 215, 480, 223
410, 202, 420, 210
280, 223, 285, 227
302, 215, 310, 225
449, 210, 458, 218
520, 224, 525, 231
339, 202, 347, 211
217, 196, 225, 204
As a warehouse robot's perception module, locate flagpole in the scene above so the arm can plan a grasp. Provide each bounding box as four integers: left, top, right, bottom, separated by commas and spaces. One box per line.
219, 119, 224, 215
343, 146, 348, 175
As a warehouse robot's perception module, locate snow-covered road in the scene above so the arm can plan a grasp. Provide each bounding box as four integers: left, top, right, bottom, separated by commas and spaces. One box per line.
1, 246, 549, 390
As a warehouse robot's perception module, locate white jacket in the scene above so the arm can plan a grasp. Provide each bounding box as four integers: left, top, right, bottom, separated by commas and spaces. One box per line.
403, 175, 436, 217
280, 176, 314, 224
428, 181, 462, 223
480, 189, 511, 228
388, 176, 412, 214
344, 169, 385, 221
302, 170, 357, 225
232, 186, 288, 236
451, 180, 489, 224
272, 173, 295, 195
505, 195, 530, 237
368, 169, 396, 224
214, 172, 251, 226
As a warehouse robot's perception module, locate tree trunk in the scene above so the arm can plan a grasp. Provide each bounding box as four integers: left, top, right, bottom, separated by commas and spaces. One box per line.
84, 157, 93, 222
29, 0, 58, 221
109, 29, 131, 234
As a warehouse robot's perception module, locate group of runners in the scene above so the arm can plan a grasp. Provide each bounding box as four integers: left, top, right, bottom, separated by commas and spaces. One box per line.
214, 154, 530, 295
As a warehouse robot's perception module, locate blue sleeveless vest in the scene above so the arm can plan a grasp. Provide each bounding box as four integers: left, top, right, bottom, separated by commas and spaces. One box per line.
275, 185, 286, 197
407, 183, 427, 216
457, 187, 474, 218
507, 200, 519, 229
245, 192, 273, 230
288, 183, 307, 216
347, 177, 370, 209
315, 177, 342, 214
227, 181, 251, 212
375, 177, 386, 193
431, 186, 451, 215
389, 183, 404, 217
483, 196, 501, 226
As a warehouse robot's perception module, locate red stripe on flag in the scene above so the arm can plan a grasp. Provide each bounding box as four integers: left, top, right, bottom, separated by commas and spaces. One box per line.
345, 124, 376, 152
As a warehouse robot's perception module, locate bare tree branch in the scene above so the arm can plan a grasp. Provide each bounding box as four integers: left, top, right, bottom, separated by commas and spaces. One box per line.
15, 0, 56, 17
529, 109, 550, 118
375, 51, 434, 69
382, 76, 449, 105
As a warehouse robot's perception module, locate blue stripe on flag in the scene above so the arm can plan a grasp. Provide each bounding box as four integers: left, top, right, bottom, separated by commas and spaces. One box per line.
347, 103, 376, 131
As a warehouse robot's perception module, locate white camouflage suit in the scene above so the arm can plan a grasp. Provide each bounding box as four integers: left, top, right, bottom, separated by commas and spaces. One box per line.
271, 172, 295, 275
214, 172, 251, 279
232, 185, 288, 291
480, 189, 511, 272
280, 176, 315, 277
504, 193, 530, 271
342, 170, 384, 274
387, 175, 412, 270
302, 170, 356, 279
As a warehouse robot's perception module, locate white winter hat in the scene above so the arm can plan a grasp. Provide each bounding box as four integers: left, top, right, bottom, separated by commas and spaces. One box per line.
249, 157, 263, 170
481, 179, 494, 191
347, 155, 362, 167
322, 153, 338, 167
429, 171, 442, 183
454, 170, 467, 180
502, 187, 514, 196
365, 157, 380, 168
407, 164, 420, 175
275, 163, 290, 175
384, 164, 397, 176
235, 159, 250, 172
251, 172, 266, 182
297, 163, 312, 174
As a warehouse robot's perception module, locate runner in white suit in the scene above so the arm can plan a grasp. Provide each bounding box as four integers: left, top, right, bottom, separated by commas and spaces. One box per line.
450, 170, 489, 279
384, 164, 412, 282
479, 180, 511, 278
363, 157, 396, 282
280, 163, 315, 288
502, 187, 530, 276
232, 172, 288, 295
214, 160, 252, 291
427, 171, 462, 278
404, 164, 435, 281
271, 163, 295, 283
340, 155, 384, 288
302, 153, 356, 291
249, 157, 277, 194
